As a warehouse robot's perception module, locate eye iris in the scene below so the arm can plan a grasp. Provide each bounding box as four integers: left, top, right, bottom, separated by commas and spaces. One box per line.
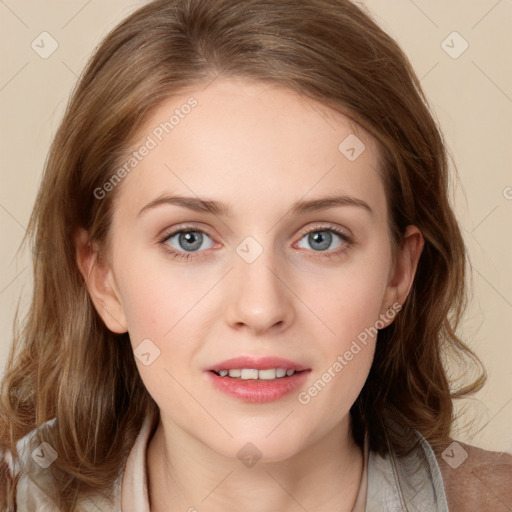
309, 231, 332, 251
179, 231, 203, 251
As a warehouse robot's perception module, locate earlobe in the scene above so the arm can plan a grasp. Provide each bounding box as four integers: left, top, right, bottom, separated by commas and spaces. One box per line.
74, 228, 128, 334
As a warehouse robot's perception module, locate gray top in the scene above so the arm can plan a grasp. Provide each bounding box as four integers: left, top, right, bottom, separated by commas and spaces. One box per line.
7, 414, 449, 511
366, 434, 449, 511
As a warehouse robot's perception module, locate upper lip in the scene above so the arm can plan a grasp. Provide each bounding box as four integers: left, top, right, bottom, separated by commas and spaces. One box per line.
206, 356, 310, 372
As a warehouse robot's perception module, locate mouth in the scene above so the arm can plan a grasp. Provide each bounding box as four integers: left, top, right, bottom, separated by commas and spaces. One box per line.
205, 356, 311, 403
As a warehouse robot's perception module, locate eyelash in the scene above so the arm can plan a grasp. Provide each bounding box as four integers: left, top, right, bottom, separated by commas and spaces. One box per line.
157, 223, 354, 262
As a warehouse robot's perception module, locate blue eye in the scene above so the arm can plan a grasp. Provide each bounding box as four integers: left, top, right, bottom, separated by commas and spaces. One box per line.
297, 227, 348, 252
159, 227, 214, 260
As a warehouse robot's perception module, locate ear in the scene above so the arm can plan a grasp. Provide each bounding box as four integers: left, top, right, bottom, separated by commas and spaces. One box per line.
74, 227, 128, 333
379, 225, 424, 326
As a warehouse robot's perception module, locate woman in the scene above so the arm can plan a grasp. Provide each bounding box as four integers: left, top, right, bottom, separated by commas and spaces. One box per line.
1, 0, 511, 510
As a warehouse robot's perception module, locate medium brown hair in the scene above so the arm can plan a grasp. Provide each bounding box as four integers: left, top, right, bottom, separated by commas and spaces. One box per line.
0, 0, 485, 509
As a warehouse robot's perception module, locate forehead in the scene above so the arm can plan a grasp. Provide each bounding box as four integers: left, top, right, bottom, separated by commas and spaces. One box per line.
113, 77, 386, 220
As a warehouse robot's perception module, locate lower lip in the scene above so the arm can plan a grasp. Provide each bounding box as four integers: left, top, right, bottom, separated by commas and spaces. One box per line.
206, 370, 311, 403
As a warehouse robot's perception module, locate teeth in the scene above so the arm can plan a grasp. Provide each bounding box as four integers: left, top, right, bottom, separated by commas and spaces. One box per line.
258, 369, 276, 380
241, 369, 259, 380
215, 368, 296, 380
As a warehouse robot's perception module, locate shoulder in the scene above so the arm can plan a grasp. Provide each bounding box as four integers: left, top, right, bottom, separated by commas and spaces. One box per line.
436, 439, 512, 512
2, 420, 121, 511
1, 418, 59, 510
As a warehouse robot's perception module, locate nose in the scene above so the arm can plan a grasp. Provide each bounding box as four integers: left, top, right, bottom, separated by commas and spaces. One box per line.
224, 244, 295, 335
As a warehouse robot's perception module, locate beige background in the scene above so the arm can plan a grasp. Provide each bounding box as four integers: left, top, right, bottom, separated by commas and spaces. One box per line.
0, 1, 511, 453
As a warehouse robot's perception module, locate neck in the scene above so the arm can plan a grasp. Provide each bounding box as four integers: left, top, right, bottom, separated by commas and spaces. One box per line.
147, 414, 364, 512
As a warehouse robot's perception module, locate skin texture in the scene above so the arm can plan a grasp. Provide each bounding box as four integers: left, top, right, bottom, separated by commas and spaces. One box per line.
75, 77, 424, 511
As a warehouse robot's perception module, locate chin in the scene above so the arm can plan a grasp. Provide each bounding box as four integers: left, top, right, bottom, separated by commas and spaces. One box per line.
207, 430, 307, 465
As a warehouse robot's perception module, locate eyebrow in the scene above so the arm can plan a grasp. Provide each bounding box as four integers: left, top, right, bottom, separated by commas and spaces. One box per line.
137, 193, 373, 217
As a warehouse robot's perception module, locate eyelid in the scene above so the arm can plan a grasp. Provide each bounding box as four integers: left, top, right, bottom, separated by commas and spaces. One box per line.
297, 223, 351, 238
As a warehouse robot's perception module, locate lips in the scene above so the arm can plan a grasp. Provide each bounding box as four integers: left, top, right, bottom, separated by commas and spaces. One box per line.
205, 356, 311, 403
206, 356, 310, 373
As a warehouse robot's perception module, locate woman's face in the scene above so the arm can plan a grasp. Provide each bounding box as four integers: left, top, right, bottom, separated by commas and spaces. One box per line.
84, 77, 421, 462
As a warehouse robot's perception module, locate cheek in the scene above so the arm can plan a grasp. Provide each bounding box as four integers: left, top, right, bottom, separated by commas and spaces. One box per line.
296, 241, 390, 405
115, 257, 207, 380
298, 282, 380, 415
305, 252, 391, 346
121, 278, 197, 417
115, 253, 196, 342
